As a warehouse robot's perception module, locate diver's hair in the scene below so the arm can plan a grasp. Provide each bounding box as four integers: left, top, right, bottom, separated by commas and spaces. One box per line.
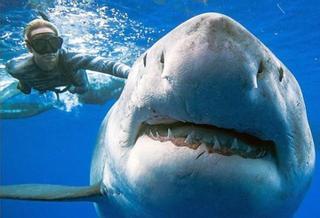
24, 19, 59, 40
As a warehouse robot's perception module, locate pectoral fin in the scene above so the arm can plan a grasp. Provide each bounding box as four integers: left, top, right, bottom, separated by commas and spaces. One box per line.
0, 183, 103, 202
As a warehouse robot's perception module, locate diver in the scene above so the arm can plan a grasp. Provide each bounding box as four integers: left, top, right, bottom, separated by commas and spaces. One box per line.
6, 18, 130, 97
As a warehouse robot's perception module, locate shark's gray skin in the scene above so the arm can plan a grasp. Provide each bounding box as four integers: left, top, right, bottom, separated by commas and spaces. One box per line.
90, 12, 315, 217
0, 13, 315, 218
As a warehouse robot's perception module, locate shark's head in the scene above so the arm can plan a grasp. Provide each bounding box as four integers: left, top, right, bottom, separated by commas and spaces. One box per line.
92, 13, 315, 217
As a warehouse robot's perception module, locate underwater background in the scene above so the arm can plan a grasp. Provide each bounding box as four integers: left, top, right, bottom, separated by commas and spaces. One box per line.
0, 0, 319, 217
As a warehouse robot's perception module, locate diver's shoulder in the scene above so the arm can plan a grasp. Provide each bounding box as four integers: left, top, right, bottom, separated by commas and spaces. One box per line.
60, 48, 84, 61
60, 48, 91, 69
6, 53, 35, 77
59, 48, 77, 63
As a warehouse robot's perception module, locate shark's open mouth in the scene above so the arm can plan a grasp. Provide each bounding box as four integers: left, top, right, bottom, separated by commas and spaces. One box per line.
137, 121, 276, 159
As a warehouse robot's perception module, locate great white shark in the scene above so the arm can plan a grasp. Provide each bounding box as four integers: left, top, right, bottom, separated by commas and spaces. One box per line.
0, 13, 315, 218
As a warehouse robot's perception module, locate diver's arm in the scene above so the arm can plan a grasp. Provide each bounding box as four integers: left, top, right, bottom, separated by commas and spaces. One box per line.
5, 59, 32, 94
67, 53, 130, 79
1, 59, 53, 119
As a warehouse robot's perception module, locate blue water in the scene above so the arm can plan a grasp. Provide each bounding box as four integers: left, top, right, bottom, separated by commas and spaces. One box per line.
0, 0, 319, 217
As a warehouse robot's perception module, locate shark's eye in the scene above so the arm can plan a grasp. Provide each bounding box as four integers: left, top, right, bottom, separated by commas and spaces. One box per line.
160, 52, 164, 64
278, 66, 284, 82
143, 53, 147, 67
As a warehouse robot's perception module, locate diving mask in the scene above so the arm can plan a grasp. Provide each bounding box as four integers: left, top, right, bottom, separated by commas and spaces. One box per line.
27, 32, 63, 54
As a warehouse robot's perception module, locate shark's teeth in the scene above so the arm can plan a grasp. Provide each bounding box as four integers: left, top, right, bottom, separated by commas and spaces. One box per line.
257, 150, 266, 158
184, 133, 193, 144
213, 136, 221, 149
230, 138, 238, 150
167, 128, 173, 138
143, 123, 273, 159
245, 146, 253, 153
149, 130, 155, 138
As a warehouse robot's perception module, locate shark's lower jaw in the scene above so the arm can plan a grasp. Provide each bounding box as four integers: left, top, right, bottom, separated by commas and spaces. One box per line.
126, 119, 280, 213
137, 121, 276, 160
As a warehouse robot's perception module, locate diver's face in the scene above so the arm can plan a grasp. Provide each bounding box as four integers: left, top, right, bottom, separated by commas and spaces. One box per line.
28, 27, 60, 71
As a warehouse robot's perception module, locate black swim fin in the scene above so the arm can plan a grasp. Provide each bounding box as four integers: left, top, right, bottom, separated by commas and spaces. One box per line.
0, 183, 104, 202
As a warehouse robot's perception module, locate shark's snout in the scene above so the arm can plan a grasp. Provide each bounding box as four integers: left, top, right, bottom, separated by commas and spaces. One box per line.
145, 14, 285, 149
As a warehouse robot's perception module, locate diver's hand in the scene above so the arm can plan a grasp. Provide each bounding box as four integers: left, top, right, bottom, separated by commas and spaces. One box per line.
68, 85, 77, 94
68, 85, 87, 94
17, 82, 31, 94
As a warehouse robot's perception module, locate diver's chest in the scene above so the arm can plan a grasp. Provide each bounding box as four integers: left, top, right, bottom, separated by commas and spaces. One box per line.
28, 69, 73, 90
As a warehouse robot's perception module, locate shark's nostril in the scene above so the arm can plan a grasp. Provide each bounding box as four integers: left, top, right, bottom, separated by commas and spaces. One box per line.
143, 53, 147, 67
160, 52, 164, 64
257, 60, 264, 78
160, 51, 165, 74
278, 66, 284, 82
